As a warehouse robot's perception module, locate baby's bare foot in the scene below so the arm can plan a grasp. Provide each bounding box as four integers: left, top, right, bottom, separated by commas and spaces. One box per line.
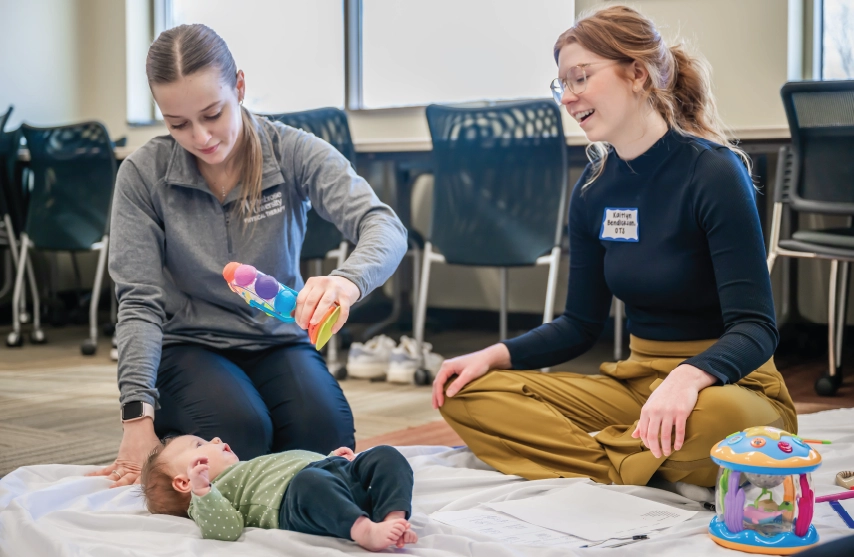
382, 511, 416, 548
351, 517, 409, 552
395, 527, 418, 548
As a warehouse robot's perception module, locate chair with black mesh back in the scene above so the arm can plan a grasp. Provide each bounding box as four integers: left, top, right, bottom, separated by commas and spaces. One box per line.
6, 122, 116, 355
264, 108, 357, 379
0, 112, 37, 313
1, 127, 27, 237
414, 100, 568, 384
767, 80, 854, 396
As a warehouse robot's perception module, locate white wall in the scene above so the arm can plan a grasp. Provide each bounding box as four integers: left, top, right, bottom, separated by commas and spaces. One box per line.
576, 0, 789, 132
77, 0, 162, 146
0, 0, 82, 129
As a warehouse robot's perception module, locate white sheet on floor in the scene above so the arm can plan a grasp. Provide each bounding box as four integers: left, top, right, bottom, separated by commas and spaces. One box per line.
2, 409, 854, 556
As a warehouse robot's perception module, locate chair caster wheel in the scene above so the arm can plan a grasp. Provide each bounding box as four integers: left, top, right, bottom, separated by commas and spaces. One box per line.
110, 347, 118, 361
414, 369, 432, 386
6, 332, 23, 347
815, 372, 842, 397
81, 340, 97, 356
19, 312, 30, 324
30, 329, 46, 344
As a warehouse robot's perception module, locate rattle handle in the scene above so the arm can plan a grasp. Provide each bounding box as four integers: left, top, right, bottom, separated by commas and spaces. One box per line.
816, 490, 854, 503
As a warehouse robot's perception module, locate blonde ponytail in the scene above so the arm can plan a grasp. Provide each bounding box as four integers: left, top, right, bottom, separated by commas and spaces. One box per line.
235, 106, 264, 221
663, 44, 751, 175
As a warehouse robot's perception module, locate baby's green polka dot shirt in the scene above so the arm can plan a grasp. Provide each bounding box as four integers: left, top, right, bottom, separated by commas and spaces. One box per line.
188, 450, 325, 541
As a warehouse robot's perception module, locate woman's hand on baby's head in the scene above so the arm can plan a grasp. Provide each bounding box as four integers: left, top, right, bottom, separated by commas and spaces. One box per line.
332, 447, 356, 461
188, 456, 212, 496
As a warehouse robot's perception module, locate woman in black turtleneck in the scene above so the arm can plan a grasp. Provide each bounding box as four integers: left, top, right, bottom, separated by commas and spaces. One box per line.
432, 5, 796, 489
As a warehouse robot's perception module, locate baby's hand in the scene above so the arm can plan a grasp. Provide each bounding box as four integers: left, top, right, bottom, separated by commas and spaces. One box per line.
188, 456, 211, 496
332, 447, 356, 461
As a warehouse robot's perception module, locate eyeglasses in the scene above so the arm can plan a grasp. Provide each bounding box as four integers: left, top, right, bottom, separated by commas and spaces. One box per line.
550, 62, 615, 103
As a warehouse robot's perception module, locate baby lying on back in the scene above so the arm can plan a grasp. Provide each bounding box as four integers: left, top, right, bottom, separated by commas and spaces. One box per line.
141, 435, 417, 551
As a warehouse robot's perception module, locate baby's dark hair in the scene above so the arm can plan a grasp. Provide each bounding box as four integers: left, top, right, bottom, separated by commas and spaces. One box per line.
140, 437, 191, 517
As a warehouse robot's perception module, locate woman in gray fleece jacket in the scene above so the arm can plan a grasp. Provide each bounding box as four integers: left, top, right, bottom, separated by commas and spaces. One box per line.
88, 24, 407, 488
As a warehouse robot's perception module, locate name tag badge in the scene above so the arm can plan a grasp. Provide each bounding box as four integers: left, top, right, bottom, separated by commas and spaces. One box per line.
600, 208, 639, 242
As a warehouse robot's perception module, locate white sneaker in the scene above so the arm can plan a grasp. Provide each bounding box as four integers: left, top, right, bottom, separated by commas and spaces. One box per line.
346, 334, 397, 379
387, 336, 444, 384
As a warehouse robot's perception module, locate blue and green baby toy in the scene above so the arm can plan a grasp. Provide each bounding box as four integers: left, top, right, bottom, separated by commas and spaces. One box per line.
222, 262, 339, 350
708, 426, 823, 555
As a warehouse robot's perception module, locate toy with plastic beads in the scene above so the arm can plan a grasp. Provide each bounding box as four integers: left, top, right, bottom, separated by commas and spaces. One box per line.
708, 426, 823, 555
222, 262, 339, 350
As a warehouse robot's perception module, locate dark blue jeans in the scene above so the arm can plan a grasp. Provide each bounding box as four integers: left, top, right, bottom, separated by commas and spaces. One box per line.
280, 445, 414, 540
154, 342, 355, 459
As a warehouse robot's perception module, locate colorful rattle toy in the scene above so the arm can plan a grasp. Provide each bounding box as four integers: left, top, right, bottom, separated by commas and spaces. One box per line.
222, 262, 340, 351
708, 426, 822, 554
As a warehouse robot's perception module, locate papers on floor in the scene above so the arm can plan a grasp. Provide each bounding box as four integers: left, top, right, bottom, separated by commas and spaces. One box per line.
430, 482, 698, 547
485, 482, 698, 541
430, 509, 588, 548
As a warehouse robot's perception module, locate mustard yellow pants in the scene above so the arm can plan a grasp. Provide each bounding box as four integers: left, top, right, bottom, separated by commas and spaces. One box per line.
439, 336, 797, 487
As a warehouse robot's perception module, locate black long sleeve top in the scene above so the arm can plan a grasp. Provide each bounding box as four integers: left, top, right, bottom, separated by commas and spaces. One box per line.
503, 129, 778, 384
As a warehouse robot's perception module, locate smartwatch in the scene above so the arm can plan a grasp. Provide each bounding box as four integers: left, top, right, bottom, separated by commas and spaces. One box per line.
121, 401, 155, 423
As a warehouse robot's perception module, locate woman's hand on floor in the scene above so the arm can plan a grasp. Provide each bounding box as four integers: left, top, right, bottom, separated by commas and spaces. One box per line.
631, 364, 717, 459
294, 275, 360, 334
432, 343, 512, 409
86, 418, 160, 488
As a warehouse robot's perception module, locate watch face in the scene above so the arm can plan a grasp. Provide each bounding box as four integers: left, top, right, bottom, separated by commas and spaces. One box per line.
122, 401, 144, 420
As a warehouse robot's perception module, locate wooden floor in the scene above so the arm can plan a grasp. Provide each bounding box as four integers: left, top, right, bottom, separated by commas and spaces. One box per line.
1, 323, 851, 477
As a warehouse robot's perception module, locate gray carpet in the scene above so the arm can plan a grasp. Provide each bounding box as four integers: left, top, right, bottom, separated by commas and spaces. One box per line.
0, 365, 123, 477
